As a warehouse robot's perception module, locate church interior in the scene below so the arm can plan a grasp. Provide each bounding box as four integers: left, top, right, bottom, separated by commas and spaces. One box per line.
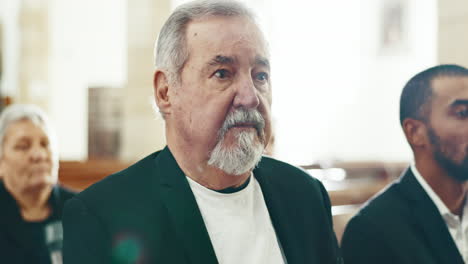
1, 0, 467, 243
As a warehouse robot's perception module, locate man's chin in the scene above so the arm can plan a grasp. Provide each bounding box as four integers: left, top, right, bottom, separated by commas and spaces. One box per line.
222, 131, 262, 147
208, 135, 265, 176
450, 167, 468, 182
439, 159, 468, 182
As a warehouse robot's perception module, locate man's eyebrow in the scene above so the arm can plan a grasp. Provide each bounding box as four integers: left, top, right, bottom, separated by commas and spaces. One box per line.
255, 56, 270, 69
451, 99, 468, 106
208, 55, 235, 66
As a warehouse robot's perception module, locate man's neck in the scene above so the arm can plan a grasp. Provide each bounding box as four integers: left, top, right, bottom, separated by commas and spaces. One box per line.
183, 163, 251, 190
415, 157, 468, 216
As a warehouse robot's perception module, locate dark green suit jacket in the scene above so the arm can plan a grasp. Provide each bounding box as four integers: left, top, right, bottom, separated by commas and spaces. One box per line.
62, 147, 341, 264
341, 168, 464, 264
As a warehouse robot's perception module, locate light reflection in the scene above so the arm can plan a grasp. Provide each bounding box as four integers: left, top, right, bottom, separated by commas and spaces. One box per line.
307, 168, 347, 182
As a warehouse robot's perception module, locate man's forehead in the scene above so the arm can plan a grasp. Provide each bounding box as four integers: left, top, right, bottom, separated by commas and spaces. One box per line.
432, 76, 468, 98
185, 16, 269, 59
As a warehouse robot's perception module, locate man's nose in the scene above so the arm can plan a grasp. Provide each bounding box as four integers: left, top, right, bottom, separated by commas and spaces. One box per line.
233, 75, 260, 109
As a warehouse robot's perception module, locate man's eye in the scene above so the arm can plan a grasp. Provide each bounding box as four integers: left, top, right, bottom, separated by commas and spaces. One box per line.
255, 72, 269, 82
456, 109, 468, 118
214, 69, 230, 79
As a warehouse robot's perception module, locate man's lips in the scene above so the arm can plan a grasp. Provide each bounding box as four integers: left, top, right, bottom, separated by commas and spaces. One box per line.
227, 123, 258, 131
231, 122, 256, 128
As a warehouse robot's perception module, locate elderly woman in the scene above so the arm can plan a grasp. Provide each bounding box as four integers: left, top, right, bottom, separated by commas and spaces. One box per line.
0, 104, 75, 264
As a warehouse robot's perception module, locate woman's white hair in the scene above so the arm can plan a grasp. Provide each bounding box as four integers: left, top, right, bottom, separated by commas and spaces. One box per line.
154, 0, 257, 83
0, 104, 58, 165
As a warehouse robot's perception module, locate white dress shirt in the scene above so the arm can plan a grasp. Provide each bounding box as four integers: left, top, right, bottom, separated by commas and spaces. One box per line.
411, 164, 468, 262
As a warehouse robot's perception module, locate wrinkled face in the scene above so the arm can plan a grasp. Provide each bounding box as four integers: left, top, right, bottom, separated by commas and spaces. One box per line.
169, 16, 272, 174
427, 76, 468, 182
0, 119, 57, 195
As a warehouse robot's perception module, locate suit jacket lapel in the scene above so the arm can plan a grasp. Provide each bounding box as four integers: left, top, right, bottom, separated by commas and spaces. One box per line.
155, 147, 218, 264
398, 169, 464, 264
254, 166, 298, 264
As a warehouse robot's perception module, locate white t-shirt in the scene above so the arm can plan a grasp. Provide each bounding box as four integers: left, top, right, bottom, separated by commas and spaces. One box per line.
186, 174, 285, 264
411, 164, 468, 262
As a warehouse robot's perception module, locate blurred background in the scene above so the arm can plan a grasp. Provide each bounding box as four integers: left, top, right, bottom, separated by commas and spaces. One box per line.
0, 0, 467, 240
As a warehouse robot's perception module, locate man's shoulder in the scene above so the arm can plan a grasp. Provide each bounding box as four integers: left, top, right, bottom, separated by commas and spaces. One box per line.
360, 180, 407, 216
257, 155, 320, 185
341, 184, 411, 264
256, 156, 326, 199
73, 151, 162, 207
346, 177, 412, 233
341, 170, 437, 263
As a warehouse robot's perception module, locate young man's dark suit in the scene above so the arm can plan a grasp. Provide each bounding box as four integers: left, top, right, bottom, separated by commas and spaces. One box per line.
62, 147, 341, 264
341, 168, 464, 264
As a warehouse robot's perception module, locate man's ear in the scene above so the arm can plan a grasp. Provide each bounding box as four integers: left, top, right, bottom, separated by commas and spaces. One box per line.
153, 70, 172, 117
402, 118, 428, 148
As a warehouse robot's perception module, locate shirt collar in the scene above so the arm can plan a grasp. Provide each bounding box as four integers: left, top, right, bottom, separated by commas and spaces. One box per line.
186, 172, 254, 197
411, 163, 453, 218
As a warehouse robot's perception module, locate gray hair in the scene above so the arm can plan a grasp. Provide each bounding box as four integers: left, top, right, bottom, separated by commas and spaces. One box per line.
154, 0, 257, 83
0, 104, 58, 164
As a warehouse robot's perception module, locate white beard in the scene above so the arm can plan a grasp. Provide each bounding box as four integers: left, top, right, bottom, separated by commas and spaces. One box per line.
207, 108, 265, 175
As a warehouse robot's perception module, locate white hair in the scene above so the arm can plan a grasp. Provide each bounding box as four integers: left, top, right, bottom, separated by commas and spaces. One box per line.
154, 0, 257, 83
0, 104, 58, 166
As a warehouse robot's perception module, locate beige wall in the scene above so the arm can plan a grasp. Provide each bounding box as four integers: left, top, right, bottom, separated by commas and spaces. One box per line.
438, 0, 468, 66
3, 0, 468, 162
17, 2, 50, 111
120, 0, 170, 161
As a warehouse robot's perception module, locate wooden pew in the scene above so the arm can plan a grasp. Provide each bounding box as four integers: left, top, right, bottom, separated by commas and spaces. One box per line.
58, 160, 132, 191
302, 162, 407, 242
58, 159, 407, 242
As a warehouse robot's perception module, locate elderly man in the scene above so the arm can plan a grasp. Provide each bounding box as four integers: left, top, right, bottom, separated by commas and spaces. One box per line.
342, 64, 468, 264
62, 1, 340, 263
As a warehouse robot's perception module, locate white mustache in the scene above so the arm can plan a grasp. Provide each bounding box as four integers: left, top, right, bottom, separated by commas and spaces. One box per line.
218, 108, 265, 138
